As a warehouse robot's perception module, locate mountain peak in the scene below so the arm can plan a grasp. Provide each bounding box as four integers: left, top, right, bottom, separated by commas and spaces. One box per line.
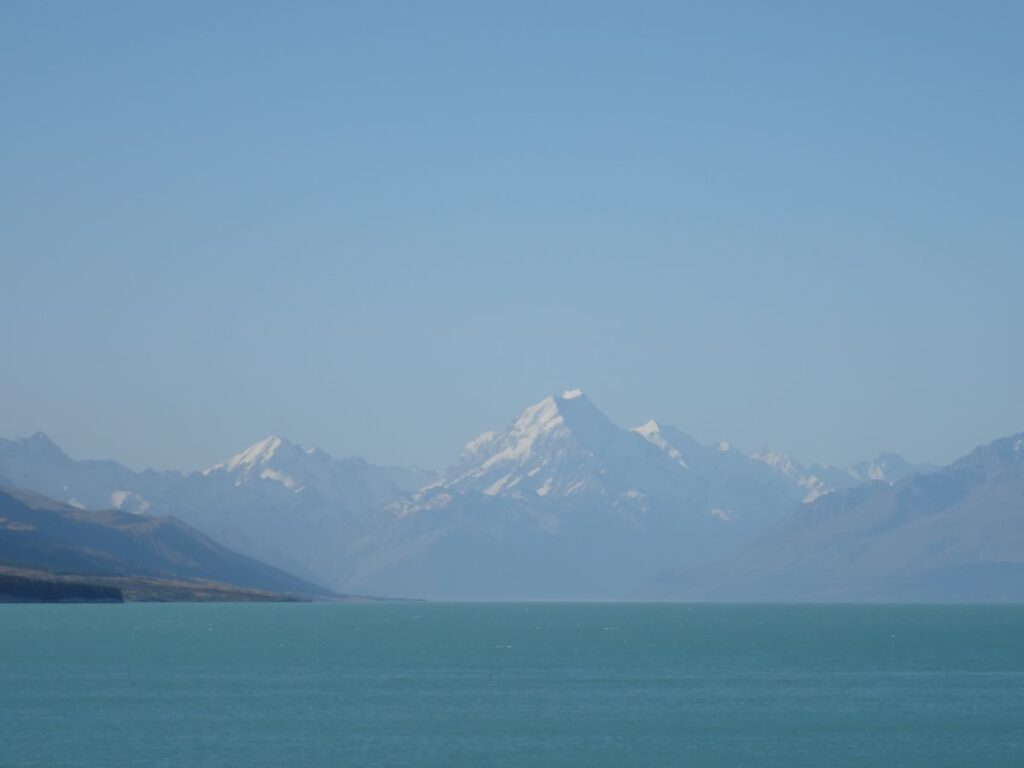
951, 431, 1024, 477
752, 450, 800, 473
228, 435, 287, 469
424, 389, 727, 512
455, 391, 597, 467
433, 389, 638, 501
633, 419, 661, 436
15, 431, 67, 459
501, 389, 598, 434
512, 396, 564, 434
205, 435, 304, 476
632, 420, 689, 468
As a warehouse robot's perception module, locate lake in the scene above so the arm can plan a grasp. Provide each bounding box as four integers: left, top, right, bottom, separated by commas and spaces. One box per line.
2, 603, 1023, 766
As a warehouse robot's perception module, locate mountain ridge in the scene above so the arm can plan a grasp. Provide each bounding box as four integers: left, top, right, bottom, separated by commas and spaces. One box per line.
339, 390, 937, 599
0, 391, 971, 599
651, 432, 1024, 601
0, 486, 333, 599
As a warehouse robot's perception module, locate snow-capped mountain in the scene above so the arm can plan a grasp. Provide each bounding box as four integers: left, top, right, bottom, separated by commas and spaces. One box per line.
338, 389, 942, 599
0, 393, 938, 599
345, 391, 810, 598
751, 448, 934, 502
404, 389, 703, 514
204, 434, 434, 513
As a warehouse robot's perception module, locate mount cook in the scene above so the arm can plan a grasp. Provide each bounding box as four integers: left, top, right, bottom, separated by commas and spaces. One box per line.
3, 389, 1005, 601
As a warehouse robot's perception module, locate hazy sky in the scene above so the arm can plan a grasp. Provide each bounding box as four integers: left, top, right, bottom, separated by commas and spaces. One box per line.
2, 1, 1022, 472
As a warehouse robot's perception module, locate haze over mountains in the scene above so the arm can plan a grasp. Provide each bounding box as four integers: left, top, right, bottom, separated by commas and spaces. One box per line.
0, 487, 332, 600
0, 431, 431, 589
5, 388, 1006, 601
655, 434, 1024, 602
361, 390, 926, 598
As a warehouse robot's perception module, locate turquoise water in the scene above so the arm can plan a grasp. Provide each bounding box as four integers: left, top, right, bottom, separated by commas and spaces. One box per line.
2, 604, 1023, 767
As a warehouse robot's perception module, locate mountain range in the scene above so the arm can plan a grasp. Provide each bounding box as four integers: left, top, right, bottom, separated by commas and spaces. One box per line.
0, 431, 432, 590
653, 433, 1024, 601
3, 388, 993, 601
350, 390, 912, 598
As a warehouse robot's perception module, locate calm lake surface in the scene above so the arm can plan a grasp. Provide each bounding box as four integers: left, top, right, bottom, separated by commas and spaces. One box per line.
2, 603, 1023, 767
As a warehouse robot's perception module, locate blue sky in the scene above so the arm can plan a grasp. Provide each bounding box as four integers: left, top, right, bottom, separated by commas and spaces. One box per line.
2, 1, 1022, 471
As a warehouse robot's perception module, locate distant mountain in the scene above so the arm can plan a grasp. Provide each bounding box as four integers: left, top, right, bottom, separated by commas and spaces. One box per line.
0, 397, 940, 600
633, 421, 808, 520
652, 433, 1024, 602
342, 390, 922, 599
0, 487, 332, 598
342, 391, 721, 598
406, 390, 705, 513
752, 448, 935, 502
0, 433, 433, 589
205, 434, 434, 516
0, 432, 158, 512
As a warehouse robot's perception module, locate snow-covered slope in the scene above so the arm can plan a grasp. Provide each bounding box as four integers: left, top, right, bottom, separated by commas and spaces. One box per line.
341, 391, 940, 599
411, 390, 703, 510
751, 448, 934, 502
204, 434, 433, 514
631, 421, 808, 523
347, 391, 796, 598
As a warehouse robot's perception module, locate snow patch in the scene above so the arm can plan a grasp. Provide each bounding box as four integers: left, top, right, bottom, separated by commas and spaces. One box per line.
563, 479, 587, 496
802, 485, 830, 503
259, 468, 302, 491
754, 450, 798, 474
111, 490, 150, 513
632, 420, 689, 469
464, 431, 497, 454
484, 474, 513, 496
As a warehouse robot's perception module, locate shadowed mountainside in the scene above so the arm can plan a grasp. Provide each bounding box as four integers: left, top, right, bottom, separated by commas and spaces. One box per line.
0, 487, 334, 599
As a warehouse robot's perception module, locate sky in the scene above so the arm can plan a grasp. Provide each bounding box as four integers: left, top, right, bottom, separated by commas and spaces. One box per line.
2, 1, 1022, 472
